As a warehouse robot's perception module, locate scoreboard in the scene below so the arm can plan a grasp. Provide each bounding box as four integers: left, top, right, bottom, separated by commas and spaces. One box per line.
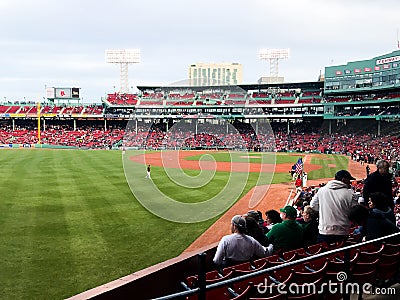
46, 87, 80, 99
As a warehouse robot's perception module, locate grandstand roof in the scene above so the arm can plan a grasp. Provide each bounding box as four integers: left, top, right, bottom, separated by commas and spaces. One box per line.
137, 81, 324, 92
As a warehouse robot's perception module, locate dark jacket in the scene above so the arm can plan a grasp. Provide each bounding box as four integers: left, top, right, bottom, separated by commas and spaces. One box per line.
298, 218, 319, 247
247, 229, 269, 247
364, 210, 400, 243
371, 208, 396, 224
363, 171, 393, 208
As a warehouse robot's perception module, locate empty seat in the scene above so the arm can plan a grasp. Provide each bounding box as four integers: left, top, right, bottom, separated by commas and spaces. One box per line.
185, 269, 234, 288
281, 248, 308, 261
305, 242, 328, 255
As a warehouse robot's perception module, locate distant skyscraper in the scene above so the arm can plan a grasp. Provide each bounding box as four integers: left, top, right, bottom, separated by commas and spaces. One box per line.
188, 62, 243, 86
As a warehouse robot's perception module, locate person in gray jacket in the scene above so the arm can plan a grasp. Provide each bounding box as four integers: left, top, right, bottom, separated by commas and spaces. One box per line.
310, 170, 358, 244
213, 215, 267, 267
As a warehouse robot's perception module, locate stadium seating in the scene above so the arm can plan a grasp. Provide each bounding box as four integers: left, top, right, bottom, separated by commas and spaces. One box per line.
6, 106, 20, 113
0, 105, 10, 113
178, 238, 400, 300
185, 285, 251, 300
377, 251, 400, 286
1, 118, 400, 156
106, 93, 139, 105
185, 269, 235, 289
82, 105, 103, 115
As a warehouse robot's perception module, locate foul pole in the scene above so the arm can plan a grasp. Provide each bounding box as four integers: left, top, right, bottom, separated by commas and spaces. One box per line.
37, 101, 41, 146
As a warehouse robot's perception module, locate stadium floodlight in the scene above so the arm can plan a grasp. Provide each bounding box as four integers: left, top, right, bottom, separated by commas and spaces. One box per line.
105, 49, 141, 93
258, 48, 290, 82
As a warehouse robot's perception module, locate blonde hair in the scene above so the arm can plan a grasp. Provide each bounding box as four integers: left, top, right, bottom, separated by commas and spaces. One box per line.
303, 205, 317, 219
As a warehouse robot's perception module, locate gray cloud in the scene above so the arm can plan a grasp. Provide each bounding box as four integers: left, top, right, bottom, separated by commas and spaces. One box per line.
0, 0, 399, 102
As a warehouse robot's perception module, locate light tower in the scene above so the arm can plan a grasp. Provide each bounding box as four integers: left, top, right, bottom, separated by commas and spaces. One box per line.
105, 49, 141, 93
258, 48, 289, 83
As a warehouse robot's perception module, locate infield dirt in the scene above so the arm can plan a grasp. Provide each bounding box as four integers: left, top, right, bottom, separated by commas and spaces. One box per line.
131, 151, 367, 252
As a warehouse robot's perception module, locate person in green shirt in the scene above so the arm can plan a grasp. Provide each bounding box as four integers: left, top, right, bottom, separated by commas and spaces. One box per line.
266, 205, 304, 253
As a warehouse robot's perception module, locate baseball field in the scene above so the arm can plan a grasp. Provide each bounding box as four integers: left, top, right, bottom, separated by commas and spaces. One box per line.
0, 149, 362, 299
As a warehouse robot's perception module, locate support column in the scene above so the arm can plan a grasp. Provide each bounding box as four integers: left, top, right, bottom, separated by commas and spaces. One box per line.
377, 120, 381, 136
73, 119, 76, 131
287, 121, 290, 135
329, 120, 332, 135
12, 118, 15, 131
43, 118, 46, 131
197, 253, 207, 300
104, 119, 107, 131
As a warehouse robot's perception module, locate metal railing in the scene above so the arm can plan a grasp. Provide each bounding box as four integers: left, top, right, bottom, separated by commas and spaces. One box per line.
154, 232, 400, 300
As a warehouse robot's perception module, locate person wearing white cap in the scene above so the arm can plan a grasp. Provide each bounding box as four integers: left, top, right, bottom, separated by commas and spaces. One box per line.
213, 215, 267, 267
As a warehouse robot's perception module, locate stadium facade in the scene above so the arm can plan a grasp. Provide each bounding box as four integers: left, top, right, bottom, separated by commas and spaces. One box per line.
0, 49, 399, 154
325, 50, 400, 94
2, 50, 400, 299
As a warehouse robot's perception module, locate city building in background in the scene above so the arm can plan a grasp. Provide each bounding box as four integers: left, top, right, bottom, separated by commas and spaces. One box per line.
188, 62, 243, 86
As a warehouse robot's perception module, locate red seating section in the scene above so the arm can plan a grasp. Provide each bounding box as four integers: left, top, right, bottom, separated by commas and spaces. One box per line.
182, 241, 400, 300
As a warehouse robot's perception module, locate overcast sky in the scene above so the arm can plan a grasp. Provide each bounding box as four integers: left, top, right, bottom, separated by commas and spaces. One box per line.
0, 0, 399, 103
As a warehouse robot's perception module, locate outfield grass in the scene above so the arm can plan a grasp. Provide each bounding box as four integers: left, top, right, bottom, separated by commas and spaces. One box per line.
185, 151, 297, 164
183, 151, 349, 184
307, 154, 349, 180
0, 150, 216, 299
153, 167, 263, 203
0, 149, 348, 299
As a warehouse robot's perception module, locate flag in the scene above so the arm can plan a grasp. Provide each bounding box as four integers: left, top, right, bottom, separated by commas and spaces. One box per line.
295, 158, 303, 175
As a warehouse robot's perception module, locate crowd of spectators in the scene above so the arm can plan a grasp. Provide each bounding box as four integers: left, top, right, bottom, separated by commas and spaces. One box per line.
0, 122, 124, 149
1, 119, 400, 163
121, 120, 400, 165
100, 89, 400, 107
214, 208, 295, 267
213, 203, 324, 267
104, 90, 322, 107
0, 104, 103, 115
213, 164, 400, 270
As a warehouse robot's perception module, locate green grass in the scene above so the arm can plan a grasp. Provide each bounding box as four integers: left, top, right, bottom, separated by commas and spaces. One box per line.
182, 151, 349, 183
307, 154, 349, 180
0, 149, 348, 299
185, 151, 298, 164
0, 150, 215, 299
152, 167, 265, 203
